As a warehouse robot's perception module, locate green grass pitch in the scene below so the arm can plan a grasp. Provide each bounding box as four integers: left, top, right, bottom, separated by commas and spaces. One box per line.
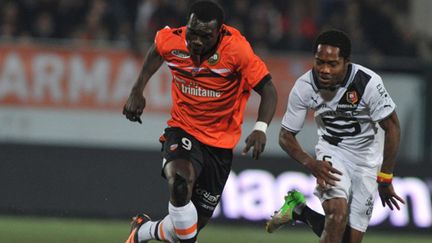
0, 216, 431, 243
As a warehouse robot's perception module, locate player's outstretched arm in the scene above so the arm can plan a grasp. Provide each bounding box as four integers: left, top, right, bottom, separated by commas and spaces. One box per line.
123, 43, 164, 123
242, 80, 277, 160
279, 128, 342, 187
377, 111, 405, 210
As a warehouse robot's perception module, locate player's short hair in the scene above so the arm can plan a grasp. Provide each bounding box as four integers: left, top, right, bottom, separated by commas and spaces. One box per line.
313, 30, 351, 59
188, 1, 224, 29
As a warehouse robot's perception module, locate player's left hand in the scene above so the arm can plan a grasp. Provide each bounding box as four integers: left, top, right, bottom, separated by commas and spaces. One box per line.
242, 130, 266, 160
378, 183, 405, 210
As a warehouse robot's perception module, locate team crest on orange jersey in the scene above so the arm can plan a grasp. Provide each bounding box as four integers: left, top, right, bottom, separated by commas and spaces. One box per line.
346, 91, 358, 104
207, 52, 220, 65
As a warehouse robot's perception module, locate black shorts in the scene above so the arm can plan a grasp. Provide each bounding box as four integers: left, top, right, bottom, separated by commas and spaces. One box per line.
160, 127, 233, 218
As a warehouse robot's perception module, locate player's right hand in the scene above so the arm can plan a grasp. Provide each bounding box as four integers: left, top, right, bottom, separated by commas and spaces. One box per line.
307, 160, 342, 188
122, 92, 146, 124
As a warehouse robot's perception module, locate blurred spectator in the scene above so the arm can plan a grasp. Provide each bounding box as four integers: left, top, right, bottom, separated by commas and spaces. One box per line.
0, 0, 429, 59
359, 0, 416, 57
133, 0, 186, 54
224, 0, 250, 35
31, 11, 56, 39
282, 0, 318, 51
0, 1, 21, 38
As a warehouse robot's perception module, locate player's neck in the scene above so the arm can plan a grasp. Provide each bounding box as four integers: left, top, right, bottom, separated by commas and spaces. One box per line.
191, 50, 213, 66
191, 35, 221, 66
191, 55, 202, 66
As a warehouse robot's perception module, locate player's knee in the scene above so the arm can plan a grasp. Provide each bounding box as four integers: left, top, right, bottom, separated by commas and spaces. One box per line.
325, 201, 348, 226
169, 173, 192, 205
326, 206, 348, 226
327, 211, 347, 226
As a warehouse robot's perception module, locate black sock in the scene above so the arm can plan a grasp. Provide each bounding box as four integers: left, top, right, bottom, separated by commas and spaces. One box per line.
293, 205, 325, 237
154, 220, 161, 241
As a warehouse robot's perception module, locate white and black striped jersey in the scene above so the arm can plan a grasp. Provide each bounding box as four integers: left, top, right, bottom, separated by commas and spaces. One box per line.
281, 63, 396, 166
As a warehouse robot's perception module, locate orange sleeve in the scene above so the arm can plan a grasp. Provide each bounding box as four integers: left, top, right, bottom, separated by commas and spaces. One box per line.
154, 26, 172, 56
235, 38, 270, 88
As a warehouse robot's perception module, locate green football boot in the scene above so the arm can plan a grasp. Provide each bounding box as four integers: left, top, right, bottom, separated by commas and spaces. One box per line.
265, 190, 306, 233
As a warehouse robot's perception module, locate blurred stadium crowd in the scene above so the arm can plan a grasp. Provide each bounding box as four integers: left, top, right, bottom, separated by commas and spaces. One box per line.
0, 0, 431, 60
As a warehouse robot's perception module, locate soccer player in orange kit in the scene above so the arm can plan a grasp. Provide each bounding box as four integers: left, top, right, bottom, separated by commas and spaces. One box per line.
123, 1, 277, 242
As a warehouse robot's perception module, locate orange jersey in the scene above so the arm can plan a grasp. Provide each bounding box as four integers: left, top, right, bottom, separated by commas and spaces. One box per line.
154, 25, 270, 149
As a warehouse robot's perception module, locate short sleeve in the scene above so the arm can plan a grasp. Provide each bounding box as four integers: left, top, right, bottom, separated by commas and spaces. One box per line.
281, 82, 309, 132
154, 26, 172, 56
365, 75, 396, 122
235, 38, 270, 88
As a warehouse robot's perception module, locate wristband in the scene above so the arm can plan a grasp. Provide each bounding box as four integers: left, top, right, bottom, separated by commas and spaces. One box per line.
377, 171, 393, 185
253, 121, 268, 133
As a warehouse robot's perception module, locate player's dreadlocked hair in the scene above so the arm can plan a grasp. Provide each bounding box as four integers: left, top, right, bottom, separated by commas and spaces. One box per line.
188, 1, 225, 29
313, 30, 351, 59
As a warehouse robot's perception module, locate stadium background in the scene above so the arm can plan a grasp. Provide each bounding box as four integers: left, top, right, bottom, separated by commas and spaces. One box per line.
0, 0, 431, 242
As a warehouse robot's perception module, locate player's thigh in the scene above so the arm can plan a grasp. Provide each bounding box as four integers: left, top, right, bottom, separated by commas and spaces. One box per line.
164, 159, 196, 183
347, 166, 378, 232
314, 150, 351, 203
161, 127, 204, 179
322, 197, 348, 219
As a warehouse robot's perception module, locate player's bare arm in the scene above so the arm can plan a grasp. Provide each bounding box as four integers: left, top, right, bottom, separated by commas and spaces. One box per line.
242, 80, 277, 160
378, 111, 405, 210
279, 128, 342, 187
123, 43, 164, 123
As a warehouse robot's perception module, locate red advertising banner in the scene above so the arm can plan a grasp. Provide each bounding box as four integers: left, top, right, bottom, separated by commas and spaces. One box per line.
0, 43, 313, 118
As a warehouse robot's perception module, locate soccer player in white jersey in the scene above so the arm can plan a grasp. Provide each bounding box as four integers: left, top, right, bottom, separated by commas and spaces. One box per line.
265, 30, 405, 243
